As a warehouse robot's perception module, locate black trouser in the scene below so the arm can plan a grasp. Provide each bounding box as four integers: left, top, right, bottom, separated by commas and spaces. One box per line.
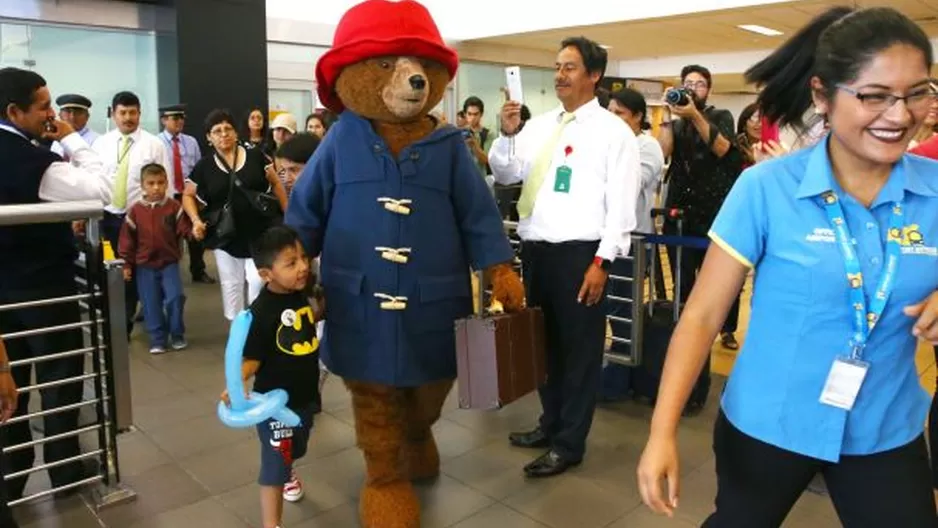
0, 284, 86, 501
522, 240, 607, 461
101, 212, 137, 335
174, 194, 206, 279
929, 345, 938, 489
704, 412, 937, 527
662, 222, 740, 333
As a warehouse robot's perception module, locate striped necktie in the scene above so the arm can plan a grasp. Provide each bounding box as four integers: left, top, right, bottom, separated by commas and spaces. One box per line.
112, 135, 133, 209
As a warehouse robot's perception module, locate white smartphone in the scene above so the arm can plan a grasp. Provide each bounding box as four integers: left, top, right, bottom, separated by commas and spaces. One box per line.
505, 66, 524, 103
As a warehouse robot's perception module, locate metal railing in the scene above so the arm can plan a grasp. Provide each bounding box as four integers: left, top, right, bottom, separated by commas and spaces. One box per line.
498, 221, 647, 366
0, 201, 135, 510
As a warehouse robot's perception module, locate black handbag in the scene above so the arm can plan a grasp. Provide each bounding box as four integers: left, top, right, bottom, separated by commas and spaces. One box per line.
218, 150, 283, 222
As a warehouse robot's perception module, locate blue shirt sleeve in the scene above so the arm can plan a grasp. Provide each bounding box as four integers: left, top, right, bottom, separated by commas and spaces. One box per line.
708, 166, 768, 268
285, 138, 334, 258
449, 137, 514, 270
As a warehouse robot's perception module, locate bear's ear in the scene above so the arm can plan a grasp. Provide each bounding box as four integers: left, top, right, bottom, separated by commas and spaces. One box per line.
335, 60, 398, 121
422, 61, 450, 115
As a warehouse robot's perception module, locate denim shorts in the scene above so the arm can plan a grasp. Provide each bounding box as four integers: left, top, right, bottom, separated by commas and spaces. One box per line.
256, 406, 314, 486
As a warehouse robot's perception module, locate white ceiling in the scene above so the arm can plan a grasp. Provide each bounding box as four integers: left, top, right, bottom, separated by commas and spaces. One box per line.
463, 0, 938, 93
265, 0, 799, 41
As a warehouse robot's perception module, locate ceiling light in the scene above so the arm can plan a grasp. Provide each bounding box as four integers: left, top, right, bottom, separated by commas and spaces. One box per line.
737, 24, 783, 37
600, 44, 612, 49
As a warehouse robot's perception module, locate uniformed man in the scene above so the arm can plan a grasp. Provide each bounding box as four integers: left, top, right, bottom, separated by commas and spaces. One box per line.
50, 93, 99, 159
158, 104, 213, 283
0, 67, 110, 509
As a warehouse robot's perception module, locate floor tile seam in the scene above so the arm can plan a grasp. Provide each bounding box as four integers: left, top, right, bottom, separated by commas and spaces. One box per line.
487, 499, 553, 528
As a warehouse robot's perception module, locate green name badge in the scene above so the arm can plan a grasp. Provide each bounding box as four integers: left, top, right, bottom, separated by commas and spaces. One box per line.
554, 165, 572, 193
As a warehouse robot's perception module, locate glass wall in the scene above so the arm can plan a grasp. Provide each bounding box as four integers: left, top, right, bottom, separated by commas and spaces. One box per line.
456, 61, 556, 132
269, 88, 314, 122
0, 21, 160, 134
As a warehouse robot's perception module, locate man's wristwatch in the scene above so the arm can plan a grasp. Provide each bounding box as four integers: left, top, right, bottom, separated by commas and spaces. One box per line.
593, 256, 612, 271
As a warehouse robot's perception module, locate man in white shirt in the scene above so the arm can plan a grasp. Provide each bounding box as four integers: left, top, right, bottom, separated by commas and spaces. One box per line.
489, 37, 640, 478
0, 67, 111, 513
93, 91, 170, 335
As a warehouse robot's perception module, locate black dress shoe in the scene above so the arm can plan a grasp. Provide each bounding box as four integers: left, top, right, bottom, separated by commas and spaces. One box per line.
192, 273, 216, 284
509, 428, 551, 449
523, 450, 580, 478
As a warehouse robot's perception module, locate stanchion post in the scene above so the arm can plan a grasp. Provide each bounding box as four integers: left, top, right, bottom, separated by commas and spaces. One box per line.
630, 235, 646, 366
102, 259, 132, 433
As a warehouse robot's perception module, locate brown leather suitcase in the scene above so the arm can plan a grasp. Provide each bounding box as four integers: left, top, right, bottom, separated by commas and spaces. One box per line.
454, 306, 547, 410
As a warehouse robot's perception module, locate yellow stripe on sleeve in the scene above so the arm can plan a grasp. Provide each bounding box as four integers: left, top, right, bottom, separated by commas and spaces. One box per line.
708, 231, 754, 269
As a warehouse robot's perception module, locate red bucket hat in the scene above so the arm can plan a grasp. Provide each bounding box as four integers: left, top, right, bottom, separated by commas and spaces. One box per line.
315, 0, 459, 113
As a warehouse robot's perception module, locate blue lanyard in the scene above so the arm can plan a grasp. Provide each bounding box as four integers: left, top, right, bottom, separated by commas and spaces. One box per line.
821, 191, 903, 359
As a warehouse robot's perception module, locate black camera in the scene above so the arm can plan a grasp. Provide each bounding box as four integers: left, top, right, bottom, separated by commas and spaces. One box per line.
665, 87, 693, 107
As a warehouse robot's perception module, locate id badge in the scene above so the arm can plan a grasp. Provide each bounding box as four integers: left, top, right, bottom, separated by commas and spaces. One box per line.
818, 356, 869, 411
553, 166, 572, 193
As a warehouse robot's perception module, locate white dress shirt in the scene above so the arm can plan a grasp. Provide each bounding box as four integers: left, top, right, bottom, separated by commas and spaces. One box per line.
50, 126, 100, 159
93, 128, 170, 214
159, 130, 202, 195
489, 98, 641, 260
634, 133, 665, 235
0, 123, 111, 204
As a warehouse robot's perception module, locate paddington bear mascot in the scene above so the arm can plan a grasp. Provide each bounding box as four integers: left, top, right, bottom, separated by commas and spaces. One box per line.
284, 1, 526, 526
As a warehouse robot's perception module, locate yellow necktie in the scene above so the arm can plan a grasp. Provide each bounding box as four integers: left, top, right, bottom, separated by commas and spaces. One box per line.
517, 112, 575, 219
113, 135, 133, 209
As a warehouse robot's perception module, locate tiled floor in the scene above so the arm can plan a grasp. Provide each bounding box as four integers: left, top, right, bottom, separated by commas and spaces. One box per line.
9, 255, 933, 528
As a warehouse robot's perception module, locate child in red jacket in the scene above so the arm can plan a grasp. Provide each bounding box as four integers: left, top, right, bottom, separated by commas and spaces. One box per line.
119, 163, 193, 354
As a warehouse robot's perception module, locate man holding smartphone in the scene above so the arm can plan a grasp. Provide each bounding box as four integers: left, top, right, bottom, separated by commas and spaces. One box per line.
489, 37, 640, 478
657, 65, 744, 406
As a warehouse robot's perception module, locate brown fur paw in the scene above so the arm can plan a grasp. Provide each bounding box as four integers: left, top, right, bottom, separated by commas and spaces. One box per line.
360, 480, 420, 528
489, 263, 525, 313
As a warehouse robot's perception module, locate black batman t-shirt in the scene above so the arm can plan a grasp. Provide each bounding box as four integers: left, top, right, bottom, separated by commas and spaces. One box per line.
243, 288, 321, 412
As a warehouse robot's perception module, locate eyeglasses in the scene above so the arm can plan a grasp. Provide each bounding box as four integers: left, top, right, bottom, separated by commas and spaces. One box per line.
683, 81, 708, 89
837, 84, 937, 113
210, 126, 236, 137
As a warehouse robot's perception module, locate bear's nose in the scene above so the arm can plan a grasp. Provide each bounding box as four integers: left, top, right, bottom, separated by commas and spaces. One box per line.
409, 75, 427, 90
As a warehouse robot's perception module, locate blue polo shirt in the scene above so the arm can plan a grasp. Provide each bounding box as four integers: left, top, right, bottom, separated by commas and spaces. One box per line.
709, 137, 938, 462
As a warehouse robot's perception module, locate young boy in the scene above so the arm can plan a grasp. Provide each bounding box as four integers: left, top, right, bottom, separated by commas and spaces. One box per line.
273, 133, 330, 399
221, 225, 321, 528
118, 163, 191, 354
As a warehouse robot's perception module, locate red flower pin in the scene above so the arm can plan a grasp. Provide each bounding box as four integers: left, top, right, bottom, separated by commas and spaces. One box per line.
564, 145, 573, 157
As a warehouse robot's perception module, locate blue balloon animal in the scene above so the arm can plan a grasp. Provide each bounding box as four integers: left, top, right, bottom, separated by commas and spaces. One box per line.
217, 310, 301, 428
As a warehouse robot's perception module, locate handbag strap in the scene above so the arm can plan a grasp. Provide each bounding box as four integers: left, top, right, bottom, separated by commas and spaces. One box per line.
214, 147, 241, 203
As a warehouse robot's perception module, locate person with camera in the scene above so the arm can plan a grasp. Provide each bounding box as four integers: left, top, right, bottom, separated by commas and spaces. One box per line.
658, 65, 744, 410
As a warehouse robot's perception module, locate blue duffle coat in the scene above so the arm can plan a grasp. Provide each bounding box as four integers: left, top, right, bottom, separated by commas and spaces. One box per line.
285, 112, 513, 387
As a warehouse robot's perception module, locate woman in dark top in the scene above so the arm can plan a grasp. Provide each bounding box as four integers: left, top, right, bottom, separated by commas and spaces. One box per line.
241, 106, 273, 159
183, 109, 287, 321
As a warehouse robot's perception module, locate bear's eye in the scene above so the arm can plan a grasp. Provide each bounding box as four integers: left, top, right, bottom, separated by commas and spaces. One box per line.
379, 60, 391, 69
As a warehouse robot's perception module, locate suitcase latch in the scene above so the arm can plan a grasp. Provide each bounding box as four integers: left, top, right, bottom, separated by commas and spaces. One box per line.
377, 197, 412, 215
375, 247, 411, 264
374, 293, 408, 310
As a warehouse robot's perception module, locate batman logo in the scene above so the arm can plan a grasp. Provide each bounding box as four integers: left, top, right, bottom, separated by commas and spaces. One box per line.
276, 306, 320, 356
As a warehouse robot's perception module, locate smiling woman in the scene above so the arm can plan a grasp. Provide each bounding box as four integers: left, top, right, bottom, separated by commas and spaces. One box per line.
637, 6, 938, 527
